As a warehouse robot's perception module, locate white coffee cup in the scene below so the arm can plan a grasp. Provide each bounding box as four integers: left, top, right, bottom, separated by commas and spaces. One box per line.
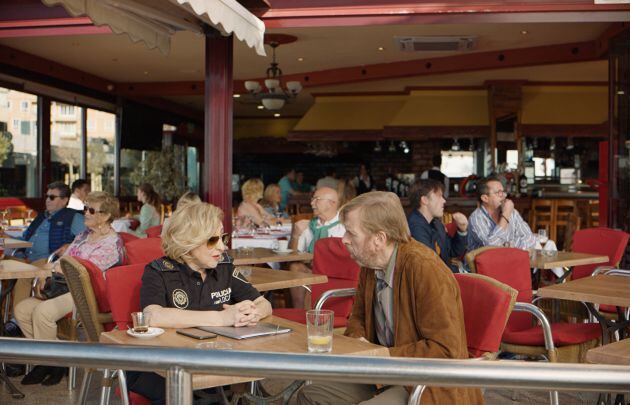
277, 240, 289, 251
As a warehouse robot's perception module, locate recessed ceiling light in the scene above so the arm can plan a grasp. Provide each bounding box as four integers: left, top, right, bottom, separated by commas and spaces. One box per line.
274, 113, 281, 117
297, 57, 304, 62
377, 46, 385, 51
233, 94, 240, 98
521, 30, 528, 35
143, 71, 149, 75
257, 105, 264, 110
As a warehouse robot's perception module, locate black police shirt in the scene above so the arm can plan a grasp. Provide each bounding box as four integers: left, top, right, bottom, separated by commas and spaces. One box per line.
140, 255, 261, 311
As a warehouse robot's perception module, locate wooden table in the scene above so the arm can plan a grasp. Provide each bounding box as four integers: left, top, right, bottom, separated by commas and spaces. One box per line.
537, 275, 630, 343
245, 266, 327, 292
530, 251, 609, 270
100, 315, 388, 389
3, 238, 32, 249
587, 339, 630, 366
0, 259, 50, 280
230, 248, 312, 266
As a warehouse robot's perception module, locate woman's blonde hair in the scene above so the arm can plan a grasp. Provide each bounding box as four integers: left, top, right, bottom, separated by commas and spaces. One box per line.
175, 191, 201, 211
85, 191, 119, 224
262, 183, 280, 207
241, 178, 264, 202
339, 191, 410, 244
162, 202, 223, 263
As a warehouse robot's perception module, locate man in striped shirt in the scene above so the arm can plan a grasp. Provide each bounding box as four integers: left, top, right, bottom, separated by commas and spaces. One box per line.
468, 176, 537, 251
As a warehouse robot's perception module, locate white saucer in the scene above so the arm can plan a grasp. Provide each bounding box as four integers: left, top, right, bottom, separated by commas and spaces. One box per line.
126, 327, 164, 339
272, 249, 293, 254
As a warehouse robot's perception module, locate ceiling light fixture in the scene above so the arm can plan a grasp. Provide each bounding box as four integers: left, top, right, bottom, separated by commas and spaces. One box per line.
378, 46, 385, 51
521, 30, 528, 35
274, 113, 281, 117
297, 57, 304, 62
233, 94, 240, 98
244, 41, 302, 111
257, 105, 264, 110
451, 138, 461, 151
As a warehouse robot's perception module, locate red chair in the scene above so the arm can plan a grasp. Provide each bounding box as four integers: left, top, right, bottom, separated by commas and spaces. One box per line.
125, 238, 165, 265
571, 227, 629, 280
445, 222, 457, 238
145, 225, 162, 238
105, 264, 151, 405
409, 273, 517, 404
474, 248, 601, 363
119, 232, 140, 245
274, 238, 360, 328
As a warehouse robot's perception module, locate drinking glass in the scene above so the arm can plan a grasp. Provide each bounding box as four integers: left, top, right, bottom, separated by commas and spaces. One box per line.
538, 229, 552, 257
131, 312, 151, 333
306, 309, 334, 353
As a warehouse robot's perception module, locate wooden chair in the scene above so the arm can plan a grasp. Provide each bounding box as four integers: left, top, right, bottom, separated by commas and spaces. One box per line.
530, 199, 554, 239
587, 200, 599, 228
464, 246, 501, 273
554, 200, 578, 249
59, 257, 114, 404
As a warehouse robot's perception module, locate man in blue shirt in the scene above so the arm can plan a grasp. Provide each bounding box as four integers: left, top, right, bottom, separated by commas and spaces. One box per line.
19, 181, 85, 262
407, 179, 468, 272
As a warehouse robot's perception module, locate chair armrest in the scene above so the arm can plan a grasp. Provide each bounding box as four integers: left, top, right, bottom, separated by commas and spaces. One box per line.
314, 288, 357, 311
407, 385, 426, 405
512, 302, 556, 356
591, 266, 617, 276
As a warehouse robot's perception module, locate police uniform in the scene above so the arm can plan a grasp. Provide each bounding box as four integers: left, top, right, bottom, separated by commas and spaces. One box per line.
140, 256, 260, 311
127, 255, 262, 404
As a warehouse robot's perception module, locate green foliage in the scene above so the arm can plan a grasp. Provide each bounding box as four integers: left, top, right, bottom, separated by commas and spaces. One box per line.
129, 145, 186, 202
0, 128, 14, 165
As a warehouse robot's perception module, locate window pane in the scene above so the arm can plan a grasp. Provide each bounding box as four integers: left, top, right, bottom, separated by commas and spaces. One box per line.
51, 101, 82, 185
441, 150, 475, 178
0, 87, 38, 197
87, 109, 115, 193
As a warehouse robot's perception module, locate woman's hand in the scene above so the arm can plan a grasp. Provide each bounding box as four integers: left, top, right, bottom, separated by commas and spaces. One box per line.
222, 300, 262, 327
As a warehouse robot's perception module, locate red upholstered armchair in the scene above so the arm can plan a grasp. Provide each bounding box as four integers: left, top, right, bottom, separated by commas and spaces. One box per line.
274, 237, 361, 328
474, 248, 601, 364
408, 273, 517, 405
125, 237, 165, 265
118, 232, 140, 245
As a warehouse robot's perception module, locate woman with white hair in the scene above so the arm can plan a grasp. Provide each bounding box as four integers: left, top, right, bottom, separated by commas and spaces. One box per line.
237, 178, 274, 226
127, 201, 272, 402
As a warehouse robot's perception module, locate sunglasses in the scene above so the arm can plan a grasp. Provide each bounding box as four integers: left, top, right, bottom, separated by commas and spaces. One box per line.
207, 233, 230, 248
83, 206, 106, 215
46, 194, 62, 201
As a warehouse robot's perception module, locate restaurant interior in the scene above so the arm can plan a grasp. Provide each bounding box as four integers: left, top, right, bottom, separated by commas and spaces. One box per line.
0, 0, 630, 404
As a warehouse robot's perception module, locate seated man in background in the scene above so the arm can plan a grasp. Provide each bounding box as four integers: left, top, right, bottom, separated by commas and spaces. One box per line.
407, 179, 468, 273
67, 179, 90, 211
468, 176, 536, 251
289, 186, 345, 309
18, 181, 86, 262
298, 192, 483, 405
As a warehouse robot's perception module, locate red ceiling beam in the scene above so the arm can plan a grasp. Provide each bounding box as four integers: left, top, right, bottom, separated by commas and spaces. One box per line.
118, 40, 604, 97
595, 22, 630, 57
259, 1, 630, 28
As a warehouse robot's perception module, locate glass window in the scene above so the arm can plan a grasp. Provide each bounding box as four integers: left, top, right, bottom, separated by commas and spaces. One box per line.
533, 157, 555, 177
506, 150, 518, 170
87, 109, 115, 193
0, 87, 38, 197
51, 101, 82, 185
441, 150, 475, 178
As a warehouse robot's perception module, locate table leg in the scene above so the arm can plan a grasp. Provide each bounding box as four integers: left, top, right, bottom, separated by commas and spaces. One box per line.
0, 280, 25, 399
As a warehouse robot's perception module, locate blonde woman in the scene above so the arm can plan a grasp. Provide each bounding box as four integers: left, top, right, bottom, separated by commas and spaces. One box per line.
161, 191, 201, 237
16, 191, 125, 386
261, 183, 289, 219
236, 178, 274, 226
128, 201, 272, 402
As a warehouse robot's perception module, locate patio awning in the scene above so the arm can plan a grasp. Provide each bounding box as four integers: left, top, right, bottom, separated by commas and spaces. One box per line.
41, 0, 266, 56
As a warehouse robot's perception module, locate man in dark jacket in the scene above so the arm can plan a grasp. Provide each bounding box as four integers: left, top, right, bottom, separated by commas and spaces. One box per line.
20, 181, 85, 262
407, 179, 467, 272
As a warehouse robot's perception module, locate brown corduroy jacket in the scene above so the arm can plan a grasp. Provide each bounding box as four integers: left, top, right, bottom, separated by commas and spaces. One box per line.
345, 239, 485, 405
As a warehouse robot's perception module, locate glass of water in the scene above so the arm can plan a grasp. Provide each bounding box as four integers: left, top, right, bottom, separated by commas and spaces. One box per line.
306, 309, 334, 353
538, 229, 551, 256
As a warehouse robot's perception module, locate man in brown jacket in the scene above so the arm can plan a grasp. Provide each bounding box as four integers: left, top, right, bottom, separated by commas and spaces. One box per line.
298, 191, 484, 405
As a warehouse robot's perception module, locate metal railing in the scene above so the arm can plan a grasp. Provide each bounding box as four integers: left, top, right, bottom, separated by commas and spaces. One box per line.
1, 338, 629, 405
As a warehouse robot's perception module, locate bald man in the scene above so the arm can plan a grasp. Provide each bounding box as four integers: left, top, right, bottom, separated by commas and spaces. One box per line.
289, 187, 346, 308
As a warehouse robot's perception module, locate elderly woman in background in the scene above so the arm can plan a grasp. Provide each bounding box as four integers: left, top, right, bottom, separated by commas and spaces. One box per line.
128, 183, 161, 238
337, 178, 357, 207
15, 191, 125, 386
261, 183, 289, 219
236, 178, 274, 226
127, 201, 272, 402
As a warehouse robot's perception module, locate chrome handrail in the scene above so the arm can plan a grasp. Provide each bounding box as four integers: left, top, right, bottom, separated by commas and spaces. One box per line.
314, 288, 356, 311
1, 338, 629, 405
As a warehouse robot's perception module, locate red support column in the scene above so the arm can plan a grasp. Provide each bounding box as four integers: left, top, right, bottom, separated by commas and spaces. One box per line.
38, 96, 51, 194
203, 30, 233, 234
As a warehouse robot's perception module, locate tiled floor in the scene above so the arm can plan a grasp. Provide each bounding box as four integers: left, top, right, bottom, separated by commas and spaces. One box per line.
0, 371, 602, 404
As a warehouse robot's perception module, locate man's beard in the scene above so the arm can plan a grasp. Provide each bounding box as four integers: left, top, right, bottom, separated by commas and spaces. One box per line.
348, 244, 381, 269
